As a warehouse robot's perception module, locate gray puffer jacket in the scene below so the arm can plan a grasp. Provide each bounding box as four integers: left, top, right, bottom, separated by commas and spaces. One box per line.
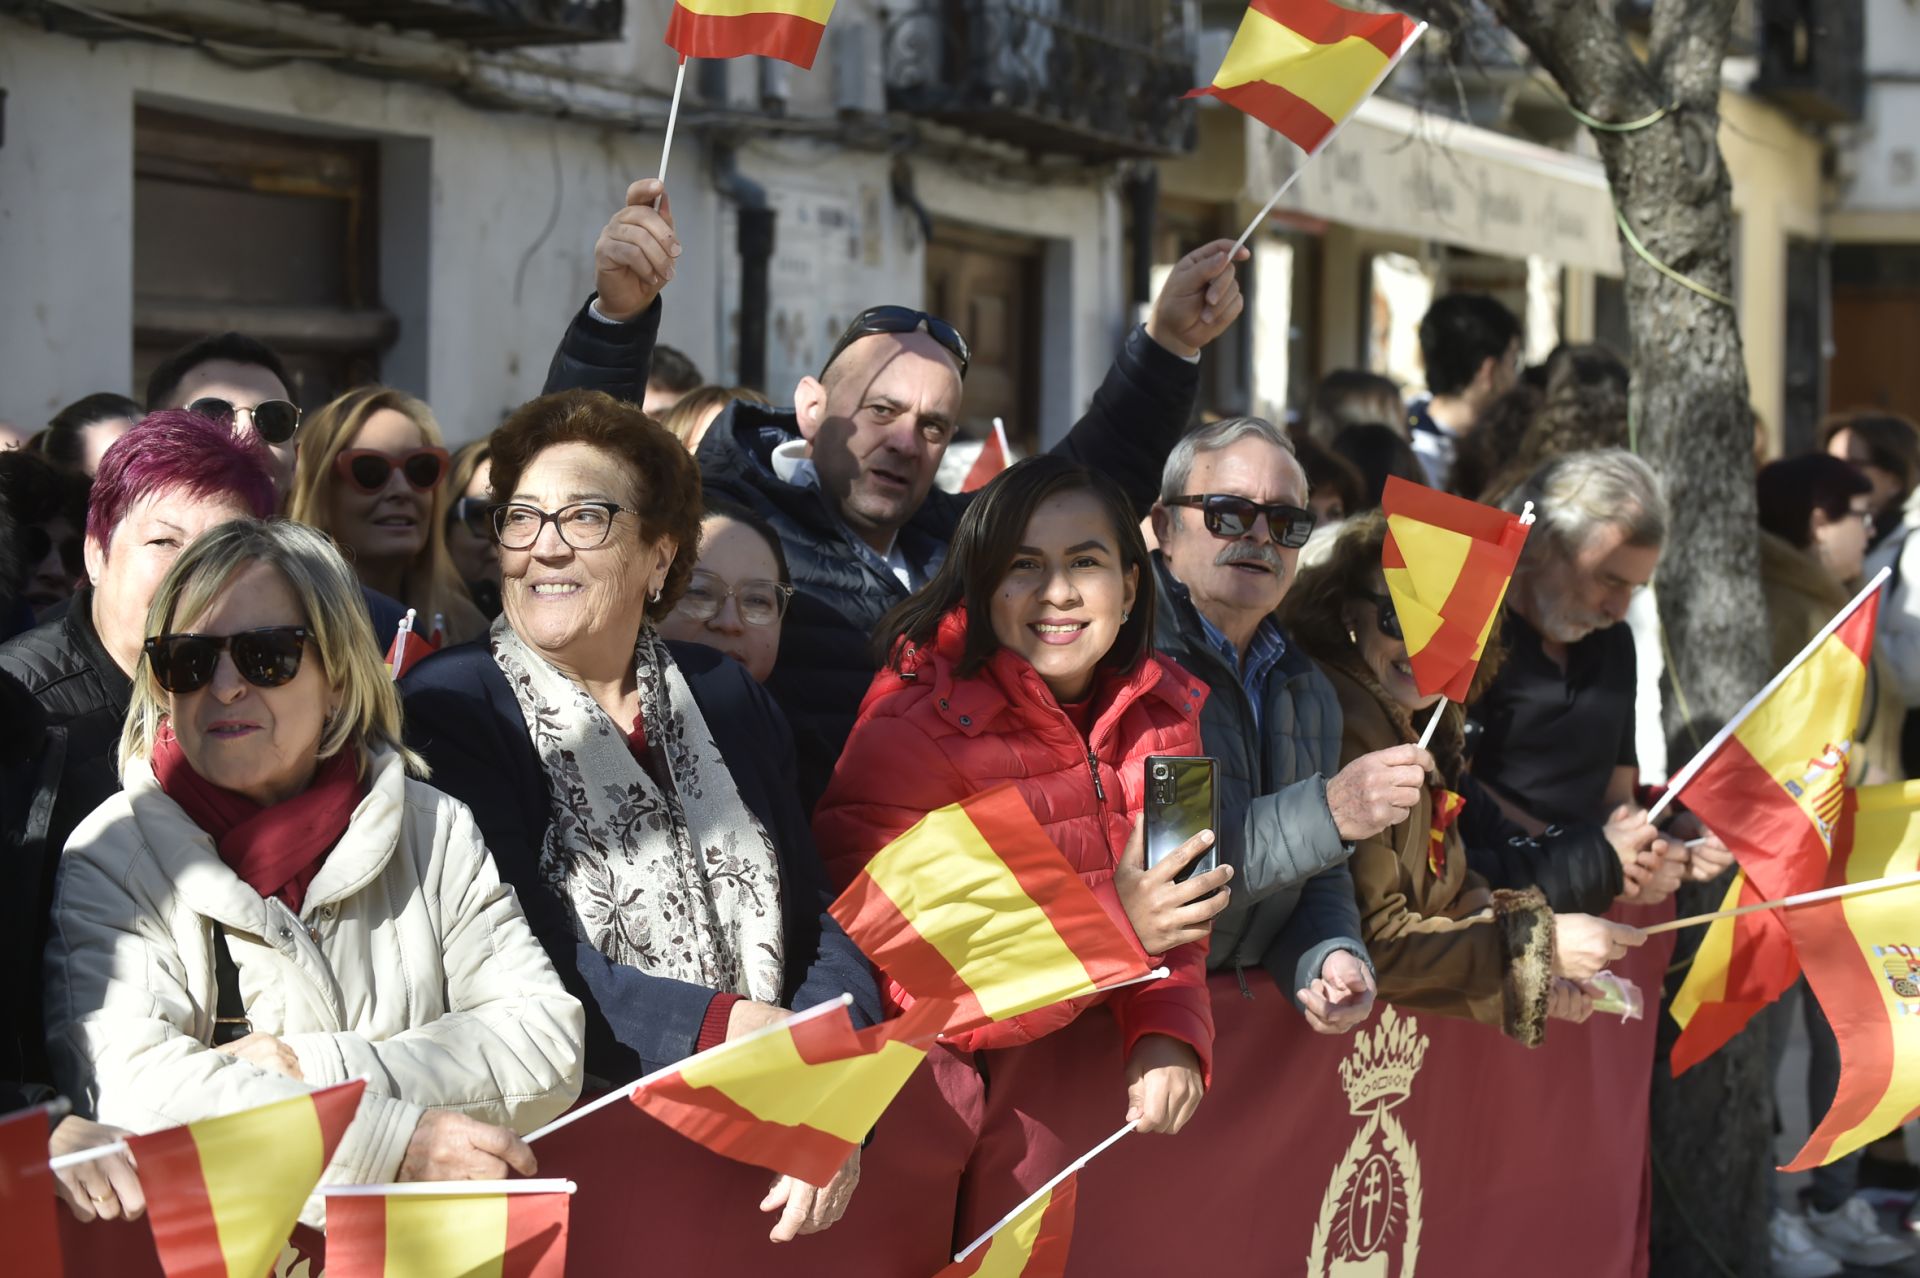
1151, 557, 1368, 1005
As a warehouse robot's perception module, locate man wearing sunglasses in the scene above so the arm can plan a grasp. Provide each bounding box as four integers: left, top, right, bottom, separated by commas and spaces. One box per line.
541, 178, 1249, 799
1148, 417, 1438, 1039
145, 331, 305, 493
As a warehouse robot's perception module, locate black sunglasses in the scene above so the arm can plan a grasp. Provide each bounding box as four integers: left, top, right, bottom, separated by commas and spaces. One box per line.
20, 525, 86, 578
143, 626, 312, 694
1163, 494, 1316, 549
186, 397, 303, 446
1361, 591, 1404, 642
449, 496, 494, 539
822, 306, 971, 380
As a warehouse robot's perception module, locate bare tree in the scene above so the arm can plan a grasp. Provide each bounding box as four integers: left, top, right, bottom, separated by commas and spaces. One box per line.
1401, 0, 1775, 1272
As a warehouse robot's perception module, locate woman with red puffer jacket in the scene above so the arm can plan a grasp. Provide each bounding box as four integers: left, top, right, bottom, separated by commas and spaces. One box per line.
814, 457, 1232, 1173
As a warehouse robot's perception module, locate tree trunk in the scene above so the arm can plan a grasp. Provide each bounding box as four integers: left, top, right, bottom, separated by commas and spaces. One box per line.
1422, 0, 1778, 1271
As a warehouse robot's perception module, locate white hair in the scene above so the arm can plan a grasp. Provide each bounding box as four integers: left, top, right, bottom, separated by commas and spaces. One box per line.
1505, 448, 1668, 558
1159, 416, 1297, 503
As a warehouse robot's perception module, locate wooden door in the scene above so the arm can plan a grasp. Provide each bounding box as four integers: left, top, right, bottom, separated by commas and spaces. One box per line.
1831, 290, 1920, 420
925, 223, 1043, 455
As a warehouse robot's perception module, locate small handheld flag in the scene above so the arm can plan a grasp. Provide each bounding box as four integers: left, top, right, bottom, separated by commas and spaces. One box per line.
1380, 475, 1533, 707
1779, 781, 1920, 1170
384, 609, 441, 682
130, 1080, 364, 1278
629, 997, 947, 1187
324, 1180, 575, 1278
0, 1104, 62, 1277
830, 784, 1153, 1037
936, 1173, 1078, 1278
665, 0, 836, 70
962, 418, 1013, 493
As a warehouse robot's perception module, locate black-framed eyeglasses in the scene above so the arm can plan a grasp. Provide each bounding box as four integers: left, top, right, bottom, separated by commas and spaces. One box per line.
449, 496, 494, 539
1360, 591, 1403, 642
822, 306, 971, 380
491, 501, 626, 551
143, 626, 312, 694
20, 525, 85, 578
674, 570, 795, 627
1163, 494, 1316, 549
186, 397, 303, 446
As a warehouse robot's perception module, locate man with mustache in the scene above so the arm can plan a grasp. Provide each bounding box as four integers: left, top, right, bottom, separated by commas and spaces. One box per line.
1145, 416, 1432, 1033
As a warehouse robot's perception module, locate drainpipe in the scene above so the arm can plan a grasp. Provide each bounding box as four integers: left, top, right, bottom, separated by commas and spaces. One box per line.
711, 141, 774, 392
1125, 162, 1159, 309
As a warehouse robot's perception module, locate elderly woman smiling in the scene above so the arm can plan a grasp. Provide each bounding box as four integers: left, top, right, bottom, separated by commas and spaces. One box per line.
43, 520, 584, 1212
401, 389, 879, 1243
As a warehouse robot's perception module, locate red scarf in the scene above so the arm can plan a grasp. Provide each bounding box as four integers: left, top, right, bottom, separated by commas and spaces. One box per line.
151, 725, 367, 915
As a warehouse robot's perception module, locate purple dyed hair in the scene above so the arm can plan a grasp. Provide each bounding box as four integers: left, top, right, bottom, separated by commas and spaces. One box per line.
87, 410, 278, 547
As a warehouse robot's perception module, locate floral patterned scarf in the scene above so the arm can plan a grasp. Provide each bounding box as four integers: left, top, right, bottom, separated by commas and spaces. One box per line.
491, 616, 785, 1002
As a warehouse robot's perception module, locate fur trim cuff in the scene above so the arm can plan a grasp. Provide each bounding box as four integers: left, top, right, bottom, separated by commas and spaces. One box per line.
1492, 887, 1554, 1047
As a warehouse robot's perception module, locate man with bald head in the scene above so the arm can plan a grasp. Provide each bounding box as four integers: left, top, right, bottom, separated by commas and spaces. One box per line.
543, 179, 1247, 798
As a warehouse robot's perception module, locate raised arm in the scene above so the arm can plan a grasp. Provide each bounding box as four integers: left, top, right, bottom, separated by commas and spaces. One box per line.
542, 178, 677, 402
1049, 240, 1248, 515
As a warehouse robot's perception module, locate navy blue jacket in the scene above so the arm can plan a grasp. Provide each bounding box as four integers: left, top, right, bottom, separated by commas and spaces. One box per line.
401, 639, 880, 1083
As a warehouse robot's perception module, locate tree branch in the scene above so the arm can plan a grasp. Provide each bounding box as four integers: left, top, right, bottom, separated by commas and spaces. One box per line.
1650, 0, 1741, 106
1488, 0, 1663, 123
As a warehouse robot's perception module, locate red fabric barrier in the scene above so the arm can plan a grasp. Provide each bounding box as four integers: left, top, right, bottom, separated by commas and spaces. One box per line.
959, 900, 1675, 1277
53, 904, 1671, 1276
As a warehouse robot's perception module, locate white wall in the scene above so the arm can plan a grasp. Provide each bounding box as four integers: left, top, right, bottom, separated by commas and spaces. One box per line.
0, 12, 1122, 446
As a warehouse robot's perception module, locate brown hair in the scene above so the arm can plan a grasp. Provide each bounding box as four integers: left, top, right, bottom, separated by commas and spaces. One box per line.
487, 389, 703, 622
875, 455, 1155, 680
1280, 511, 1505, 786
658, 386, 773, 451
287, 386, 485, 644
1821, 410, 1920, 500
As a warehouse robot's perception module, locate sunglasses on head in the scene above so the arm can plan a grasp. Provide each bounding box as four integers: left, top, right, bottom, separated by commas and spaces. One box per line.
1360, 591, 1404, 642
822, 306, 971, 380
186, 397, 303, 446
20, 525, 85, 578
1163, 494, 1316, 549
334, 447, 450, 495
143, 626, 312, 694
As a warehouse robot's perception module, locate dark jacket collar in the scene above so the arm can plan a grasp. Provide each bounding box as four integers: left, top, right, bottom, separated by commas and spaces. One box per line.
63, 587, 133, 713
1150, 554, 1315, 691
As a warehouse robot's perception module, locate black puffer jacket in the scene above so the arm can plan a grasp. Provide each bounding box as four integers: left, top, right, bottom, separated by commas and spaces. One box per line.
1456, 772, 1625, 914
1, 669, 54, 1107
0, 591, 130, 1102
543, 297, 1200, 802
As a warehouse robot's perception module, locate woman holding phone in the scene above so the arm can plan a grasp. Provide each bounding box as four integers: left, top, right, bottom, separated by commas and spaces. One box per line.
814, 456, 1228, 1212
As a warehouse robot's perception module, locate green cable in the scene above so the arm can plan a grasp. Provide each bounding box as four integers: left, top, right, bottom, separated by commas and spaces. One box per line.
1533, 76, 1673, 133
1616, 208, 1737, 308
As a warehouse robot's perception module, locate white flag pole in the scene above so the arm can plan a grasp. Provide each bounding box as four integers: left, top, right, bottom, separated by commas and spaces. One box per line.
1649, 565, 1892, 825
951, 1120, 1138, 1264
1229, 21, 1428, 255
49, 1140, 130, 1172
1642, 870, 1920, 936
991, 416, 1012, 463
322, 1179, 578, 1198
524, 993, 852, 1143
655, 57, 689, 207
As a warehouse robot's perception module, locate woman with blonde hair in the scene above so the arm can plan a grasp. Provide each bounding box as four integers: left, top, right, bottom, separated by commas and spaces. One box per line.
288, 386, 485, 643
44, 519, 583, 1217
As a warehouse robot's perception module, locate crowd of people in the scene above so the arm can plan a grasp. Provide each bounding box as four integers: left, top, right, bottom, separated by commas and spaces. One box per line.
0, 172, 1915, 1274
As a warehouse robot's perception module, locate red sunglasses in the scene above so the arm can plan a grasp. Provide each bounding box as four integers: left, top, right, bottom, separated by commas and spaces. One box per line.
333, 447, 450, 494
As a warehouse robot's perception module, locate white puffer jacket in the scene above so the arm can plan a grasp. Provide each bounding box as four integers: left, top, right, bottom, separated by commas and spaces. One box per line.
44, 748, 584, 1213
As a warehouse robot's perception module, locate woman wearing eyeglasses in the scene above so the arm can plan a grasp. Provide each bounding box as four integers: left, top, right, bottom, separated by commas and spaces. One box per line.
1278, 513, 1647, 1046
399, 389, 879, 1245
43, 519, 584, 1218
287, 387, 485, 645
657, 500, 794, 683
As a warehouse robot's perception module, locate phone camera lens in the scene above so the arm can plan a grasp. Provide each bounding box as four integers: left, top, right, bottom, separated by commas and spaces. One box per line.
1152, 764, 1169, 779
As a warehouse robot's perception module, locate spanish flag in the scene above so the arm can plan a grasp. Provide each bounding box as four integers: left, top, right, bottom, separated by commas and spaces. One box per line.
129, 1080, 363, 1278
629, 997, 946, 1188
1668, 873, 1803, 1075
1779, 781, 1920, 1170
1666, 580, 1880, 1071
665, 0, 835, 70
829, 784, 1152, 1037
384, 609, 440, 681
1379, 475, 1533, 703
324, 1180, 574, 1278
1187, 0, 1423, 154
0, 1105, 61, 1276
941, 1171, 1079, 1278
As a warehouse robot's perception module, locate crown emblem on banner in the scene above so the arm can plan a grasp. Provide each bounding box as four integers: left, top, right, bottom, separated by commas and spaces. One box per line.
1339, 1005, 1430, 1115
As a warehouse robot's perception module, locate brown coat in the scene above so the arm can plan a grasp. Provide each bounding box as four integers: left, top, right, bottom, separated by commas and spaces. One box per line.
1759, 532, 1905, 784
1321, 657, 1556, 1046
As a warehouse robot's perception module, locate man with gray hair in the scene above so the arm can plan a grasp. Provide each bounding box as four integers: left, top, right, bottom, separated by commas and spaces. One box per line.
1146, 415, 1433, 1032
